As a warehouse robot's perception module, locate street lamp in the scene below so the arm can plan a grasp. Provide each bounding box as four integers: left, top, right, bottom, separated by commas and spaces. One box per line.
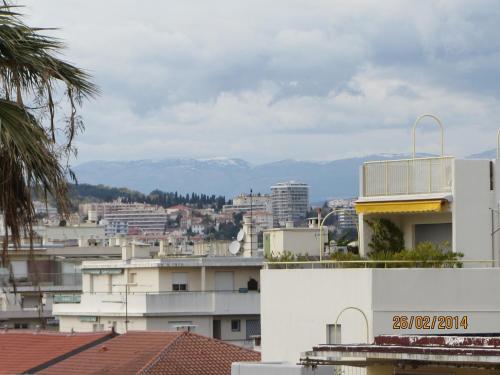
318, 208, 359, 261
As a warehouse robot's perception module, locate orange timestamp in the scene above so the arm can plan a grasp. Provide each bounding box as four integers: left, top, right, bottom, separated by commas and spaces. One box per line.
392, 315, 468, 330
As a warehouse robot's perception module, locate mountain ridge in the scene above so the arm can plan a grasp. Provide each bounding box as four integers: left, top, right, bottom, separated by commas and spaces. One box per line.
73, 151, 493, 201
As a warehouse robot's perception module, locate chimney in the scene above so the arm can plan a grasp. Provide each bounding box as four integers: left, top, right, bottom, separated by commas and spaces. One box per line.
121, 242, 131, 261
159, 240, 166, 257
317, 208, 322, 229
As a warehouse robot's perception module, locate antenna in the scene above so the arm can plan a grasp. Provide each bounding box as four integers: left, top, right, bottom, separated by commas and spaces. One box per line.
237, 229, 245, 242
250, 188, 253, 253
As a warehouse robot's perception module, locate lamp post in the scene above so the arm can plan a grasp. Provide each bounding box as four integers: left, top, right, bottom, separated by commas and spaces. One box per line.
319, 208, 359, 261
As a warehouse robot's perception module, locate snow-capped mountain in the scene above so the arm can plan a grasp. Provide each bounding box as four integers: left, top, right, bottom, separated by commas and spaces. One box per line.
73, 151, 493, 201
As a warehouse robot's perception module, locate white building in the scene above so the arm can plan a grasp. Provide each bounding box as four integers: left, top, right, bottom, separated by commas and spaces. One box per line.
336, 206, 357, 231
33, 224, 105, 247
356, 156, 500, 262
234, 122, 500, 375
53, 244, 264, 347
263, 223, 328, 258
271, 181, 309, 228
102, 205, 168, 237
223, 194, 272, 214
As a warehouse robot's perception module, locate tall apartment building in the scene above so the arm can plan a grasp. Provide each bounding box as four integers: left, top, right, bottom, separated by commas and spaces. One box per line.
336, 206, 357, 231
270, 181, 309, 227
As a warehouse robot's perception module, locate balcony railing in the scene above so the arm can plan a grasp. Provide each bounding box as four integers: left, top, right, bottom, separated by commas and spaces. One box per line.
362, 156, 453, 197
53, 290, 260, 316
0, 273, 82, 288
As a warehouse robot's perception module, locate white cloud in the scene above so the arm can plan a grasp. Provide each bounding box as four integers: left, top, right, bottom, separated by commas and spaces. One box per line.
19, 0, 500, 163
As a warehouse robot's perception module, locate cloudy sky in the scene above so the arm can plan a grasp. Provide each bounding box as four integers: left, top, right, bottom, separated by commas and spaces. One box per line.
21, 0, 500, 164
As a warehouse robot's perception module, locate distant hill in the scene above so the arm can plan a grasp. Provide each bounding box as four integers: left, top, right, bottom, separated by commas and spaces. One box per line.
68, 183, 226, 209
467, 149, 496, 159
73, 155, 428, 201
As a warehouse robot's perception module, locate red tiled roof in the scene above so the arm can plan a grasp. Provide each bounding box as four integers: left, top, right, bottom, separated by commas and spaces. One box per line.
140, 332, 261, 375
0, 330, 112, 374
40, 331, 180, 375
42, 331, 260, 375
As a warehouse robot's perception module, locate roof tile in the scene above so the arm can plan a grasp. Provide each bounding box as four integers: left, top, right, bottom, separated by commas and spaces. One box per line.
0, 330, 111, 374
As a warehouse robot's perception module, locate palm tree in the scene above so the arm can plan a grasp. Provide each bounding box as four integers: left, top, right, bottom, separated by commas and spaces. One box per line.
0, 5, 98, 265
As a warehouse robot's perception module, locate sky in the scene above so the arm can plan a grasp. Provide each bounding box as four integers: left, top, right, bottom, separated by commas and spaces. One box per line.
21, 0, 500, 164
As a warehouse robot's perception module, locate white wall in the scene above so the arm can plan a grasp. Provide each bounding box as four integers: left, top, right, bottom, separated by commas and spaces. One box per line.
372, 268, 500, 335
453, 159, 493, 261
261, 268, 500, 364
232, 362, 334, 375
261, 269, 373, 363
266, 229, 327, 258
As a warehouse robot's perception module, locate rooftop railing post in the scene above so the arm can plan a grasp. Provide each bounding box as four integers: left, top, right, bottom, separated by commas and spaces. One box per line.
385, 161, 389, 195
412, 114, 444, 159
429, 158, 432, 193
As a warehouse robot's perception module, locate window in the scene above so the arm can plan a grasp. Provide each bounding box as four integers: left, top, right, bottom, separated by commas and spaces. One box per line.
14, 323, 28, 329
172, 272, 188, 291
326, 324, 341, 344
128, 272, 137, 284
231, 319, 241, 332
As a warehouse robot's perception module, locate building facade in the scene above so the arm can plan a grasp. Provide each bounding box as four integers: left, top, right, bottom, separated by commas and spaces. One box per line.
271, 182, 309, 228
223, 194, 272, 214
53, 245, 263, 348
356, 156, 500, 262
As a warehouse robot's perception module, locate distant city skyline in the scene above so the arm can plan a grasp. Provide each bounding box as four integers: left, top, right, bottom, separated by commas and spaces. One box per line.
23, 0, 500, 164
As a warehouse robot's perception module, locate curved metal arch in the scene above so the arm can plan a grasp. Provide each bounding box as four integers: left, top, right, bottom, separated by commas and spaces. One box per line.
333, 306, 370, 344
412, 114, 444, 158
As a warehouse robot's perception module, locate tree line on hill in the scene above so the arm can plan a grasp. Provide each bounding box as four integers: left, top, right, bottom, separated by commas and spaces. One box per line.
68, 183, 227, 210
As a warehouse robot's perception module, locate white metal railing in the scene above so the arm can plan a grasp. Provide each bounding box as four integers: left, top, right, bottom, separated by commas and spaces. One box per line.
362, 156, 453, 197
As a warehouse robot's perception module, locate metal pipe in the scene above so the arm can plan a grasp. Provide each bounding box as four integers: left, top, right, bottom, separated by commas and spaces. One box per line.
412, 114, 444, 158
334, 306, 369, 344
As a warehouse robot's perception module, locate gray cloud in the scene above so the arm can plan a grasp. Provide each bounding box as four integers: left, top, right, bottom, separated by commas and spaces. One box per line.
21, 0, 500, 163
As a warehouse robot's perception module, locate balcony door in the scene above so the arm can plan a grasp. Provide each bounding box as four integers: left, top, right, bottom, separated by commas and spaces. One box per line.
214, 272, 234, 291
213, 319, 221, 339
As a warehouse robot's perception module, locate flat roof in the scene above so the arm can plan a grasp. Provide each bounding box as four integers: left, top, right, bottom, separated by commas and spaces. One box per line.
81, 255, 265, 270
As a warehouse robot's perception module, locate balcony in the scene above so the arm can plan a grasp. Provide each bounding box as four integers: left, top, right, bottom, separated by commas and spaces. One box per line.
0, 273, 82, 291
362, 156, 453, 197
53, 290, 260, 317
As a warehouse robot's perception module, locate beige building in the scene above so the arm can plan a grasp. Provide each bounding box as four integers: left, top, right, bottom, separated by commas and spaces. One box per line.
53, 244, 263, 347
263, 226, 328, 258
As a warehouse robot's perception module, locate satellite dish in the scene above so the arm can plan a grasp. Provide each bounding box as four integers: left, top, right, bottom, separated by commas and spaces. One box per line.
229, 241, 241, 255
237, 229, 245, 242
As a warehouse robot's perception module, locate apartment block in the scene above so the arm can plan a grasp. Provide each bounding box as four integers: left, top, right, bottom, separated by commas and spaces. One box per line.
271, 182, 309, 228
53, 244, 263, 348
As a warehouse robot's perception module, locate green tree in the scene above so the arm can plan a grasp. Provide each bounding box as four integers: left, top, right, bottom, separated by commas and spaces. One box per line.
0, 5, 98, 263
366, 218, 404, 253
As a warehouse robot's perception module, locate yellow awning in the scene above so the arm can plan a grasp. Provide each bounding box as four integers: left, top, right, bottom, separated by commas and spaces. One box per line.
355, 199, 446, 214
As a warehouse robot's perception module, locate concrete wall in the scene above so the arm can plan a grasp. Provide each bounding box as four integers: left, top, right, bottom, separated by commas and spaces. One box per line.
146, 316, 212, 336
372, 268, 500, 336
59, 315, 148, 333
261, 268, 500, 364
266, 229, 327, 258
260, 269, 373, 363
453, 159, 493, 261
232, 363, 335, 375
